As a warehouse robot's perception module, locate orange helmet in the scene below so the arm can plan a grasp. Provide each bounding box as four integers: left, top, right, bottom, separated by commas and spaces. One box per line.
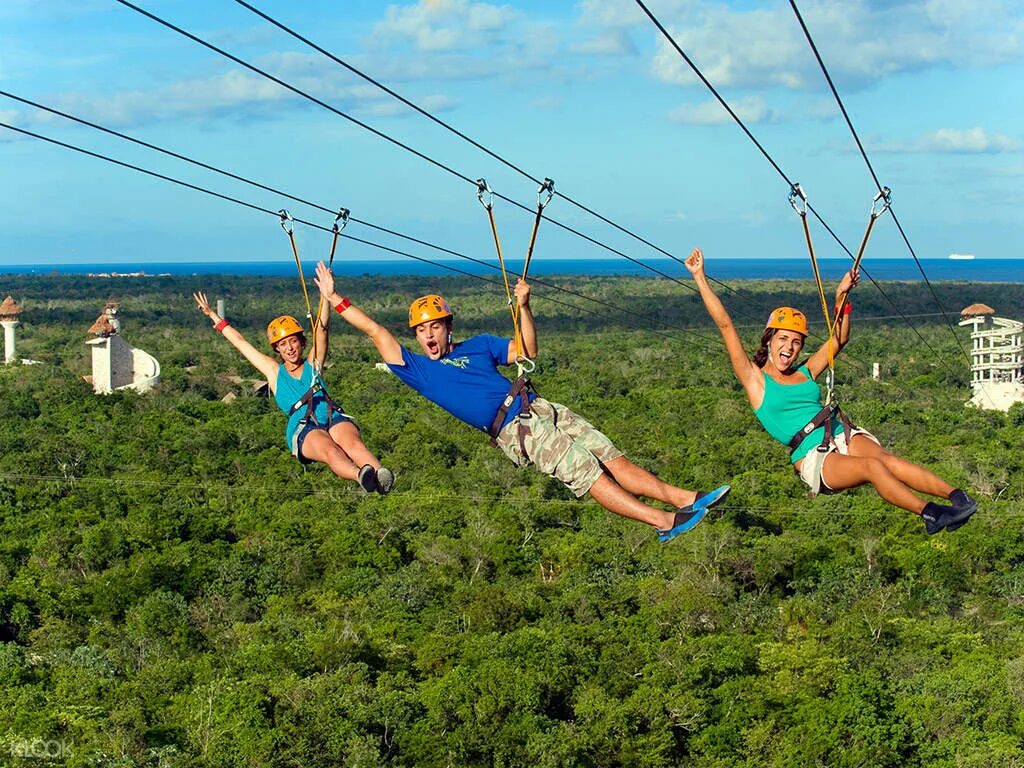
765, 307, 808, 336
408, 294, 452, 327
267, 315, 304, 345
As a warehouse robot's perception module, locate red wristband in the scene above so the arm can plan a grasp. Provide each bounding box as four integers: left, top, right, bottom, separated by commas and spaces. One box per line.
843, 303, 852, 316
334, 298, 351, 313
214, 319, 229, 332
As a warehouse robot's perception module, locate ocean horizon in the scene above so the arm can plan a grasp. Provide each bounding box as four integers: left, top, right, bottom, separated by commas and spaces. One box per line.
1, 257, 1021, 283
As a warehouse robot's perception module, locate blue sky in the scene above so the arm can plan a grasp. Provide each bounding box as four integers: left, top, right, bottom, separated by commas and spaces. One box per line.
1, 0, 1022, 268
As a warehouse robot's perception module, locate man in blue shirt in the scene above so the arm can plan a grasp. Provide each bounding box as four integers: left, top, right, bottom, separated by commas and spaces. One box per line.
317, 261, 729, 541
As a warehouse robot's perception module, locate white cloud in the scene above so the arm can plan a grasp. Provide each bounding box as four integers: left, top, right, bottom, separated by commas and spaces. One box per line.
373, 0, 518, 53
588, 0, 1024, 92
876, 127, 1021, 154
668, 95, 776, 125
571, 29, 637, 56
358, 93, 459, 118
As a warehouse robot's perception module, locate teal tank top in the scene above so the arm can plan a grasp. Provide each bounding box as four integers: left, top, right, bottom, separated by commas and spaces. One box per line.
752, 365, 844, 463
274, 362, 332, 448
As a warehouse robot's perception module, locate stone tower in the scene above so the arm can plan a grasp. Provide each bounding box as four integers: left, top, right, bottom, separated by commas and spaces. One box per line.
85, 301, 161, 394
0, 295, 22, 364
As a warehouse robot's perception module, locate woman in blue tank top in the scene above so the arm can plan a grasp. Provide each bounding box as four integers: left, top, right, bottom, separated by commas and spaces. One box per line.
192, 266, 393, 494
685, 247, 976, 535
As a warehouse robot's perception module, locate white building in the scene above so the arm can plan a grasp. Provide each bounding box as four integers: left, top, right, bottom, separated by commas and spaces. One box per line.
959, 303, 1024, 412
85, 301, 161, 394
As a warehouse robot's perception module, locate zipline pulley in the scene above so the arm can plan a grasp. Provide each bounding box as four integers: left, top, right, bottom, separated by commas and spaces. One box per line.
870, 187, 892, 220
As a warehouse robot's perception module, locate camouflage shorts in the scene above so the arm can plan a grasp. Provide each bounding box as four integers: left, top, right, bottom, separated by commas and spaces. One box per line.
495, 397, 623, 497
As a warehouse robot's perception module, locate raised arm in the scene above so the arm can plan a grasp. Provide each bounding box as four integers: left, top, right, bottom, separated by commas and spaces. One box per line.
310, 267, 334, 369
509, 278, 538, 364
193, 291, 279, 383
806, 268, 859, 377
684, 248, 763, 407
314, 261, 404, 365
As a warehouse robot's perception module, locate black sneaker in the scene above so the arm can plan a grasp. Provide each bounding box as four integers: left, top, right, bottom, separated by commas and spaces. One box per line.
375, 466, 395, 495
921, 501, 975, 535
946, 489, 978, 532
357, 465, 377, 493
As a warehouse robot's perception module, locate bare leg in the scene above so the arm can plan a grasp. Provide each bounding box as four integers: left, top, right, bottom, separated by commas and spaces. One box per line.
847, 435, 954, 499
587, 474, 676, 529
601, 456, 697, 508
328, 421, 379, 469
299, 429, 360, 481
820, 452, 926, 514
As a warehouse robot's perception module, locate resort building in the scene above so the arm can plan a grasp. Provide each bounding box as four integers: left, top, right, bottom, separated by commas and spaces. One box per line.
959, 303, 1024, 412
85, 300, 161, 394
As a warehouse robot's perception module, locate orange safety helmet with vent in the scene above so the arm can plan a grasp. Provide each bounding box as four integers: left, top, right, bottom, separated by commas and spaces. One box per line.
266, 315, 305, 346
408, 294, 453, 328
765, 307, 808, 337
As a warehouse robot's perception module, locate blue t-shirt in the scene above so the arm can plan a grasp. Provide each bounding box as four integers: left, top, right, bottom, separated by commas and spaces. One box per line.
387, 334, 532, 432
273, 362, 334, 448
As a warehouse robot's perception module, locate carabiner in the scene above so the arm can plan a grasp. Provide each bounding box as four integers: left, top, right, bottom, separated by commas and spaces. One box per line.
788, 183, 808, 216
476, 178, 493, 211
278, 209, 295, 235
516, 356, 536, 377
823, 368, 836, 406
333, 207, 350, 234
870, 186, 892, 219
537, 177, 555, 210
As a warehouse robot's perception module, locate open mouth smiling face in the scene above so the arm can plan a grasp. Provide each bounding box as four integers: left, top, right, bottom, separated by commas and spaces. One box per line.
415, 320, 449, 360
771, 330, 804, 371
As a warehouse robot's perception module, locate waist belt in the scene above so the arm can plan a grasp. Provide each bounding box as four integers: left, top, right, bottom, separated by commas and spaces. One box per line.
488, 375, 534, 457
788, 402, 857, 457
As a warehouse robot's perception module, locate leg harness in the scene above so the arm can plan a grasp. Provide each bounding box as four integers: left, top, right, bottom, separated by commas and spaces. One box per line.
788, 402, 857, 458
487, 375, 535, 458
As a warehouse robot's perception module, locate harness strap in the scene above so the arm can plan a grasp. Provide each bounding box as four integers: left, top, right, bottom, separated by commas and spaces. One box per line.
288, 373, 342, 428
488, 375, 534, 448
788, 403, 858, 456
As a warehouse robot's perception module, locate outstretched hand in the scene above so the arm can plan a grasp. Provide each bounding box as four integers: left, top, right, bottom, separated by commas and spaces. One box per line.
684, 247, 705, 278
314, 260, 336, 299
193, 291, 213, 317
837, 268, 860, 296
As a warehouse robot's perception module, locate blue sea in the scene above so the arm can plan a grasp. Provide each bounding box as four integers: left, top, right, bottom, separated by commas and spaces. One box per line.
1, 258, 1021, 282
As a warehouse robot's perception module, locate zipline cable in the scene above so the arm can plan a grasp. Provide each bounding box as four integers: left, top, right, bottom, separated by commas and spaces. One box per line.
229, 0, 756, 302
787, 0, 974, 369
2, 93, 905, 376
4, 473, 1014, 511
0, 91, 724, 345
0, 120, 711, 346
111, 0, 719, 302
632, 0, 959, 377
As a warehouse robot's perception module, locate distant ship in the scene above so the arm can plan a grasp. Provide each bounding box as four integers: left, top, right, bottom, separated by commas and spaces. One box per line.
948, 253, 975, 260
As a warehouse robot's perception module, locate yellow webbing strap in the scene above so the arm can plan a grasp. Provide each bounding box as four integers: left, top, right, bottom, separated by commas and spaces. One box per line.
789, 185, 836, 388
477, 179, 524, 363
279, 210, 318, 363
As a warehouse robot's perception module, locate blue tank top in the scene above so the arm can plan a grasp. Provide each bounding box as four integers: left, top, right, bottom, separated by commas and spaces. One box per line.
274, 362, 333, 448
752, 365, 844, 463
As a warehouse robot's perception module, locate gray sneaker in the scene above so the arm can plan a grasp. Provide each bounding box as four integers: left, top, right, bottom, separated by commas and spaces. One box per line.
375, 466, 395, 495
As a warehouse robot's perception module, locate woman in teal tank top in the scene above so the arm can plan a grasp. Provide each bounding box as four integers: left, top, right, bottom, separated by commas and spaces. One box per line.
685, 247, 976, 535
192, 264, 393, 495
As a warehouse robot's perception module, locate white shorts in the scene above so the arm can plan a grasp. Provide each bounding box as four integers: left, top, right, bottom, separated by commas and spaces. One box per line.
795, 427, 880, 496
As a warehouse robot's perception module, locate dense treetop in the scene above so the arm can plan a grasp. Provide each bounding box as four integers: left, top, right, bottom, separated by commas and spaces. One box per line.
0, 273, 1021, 767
